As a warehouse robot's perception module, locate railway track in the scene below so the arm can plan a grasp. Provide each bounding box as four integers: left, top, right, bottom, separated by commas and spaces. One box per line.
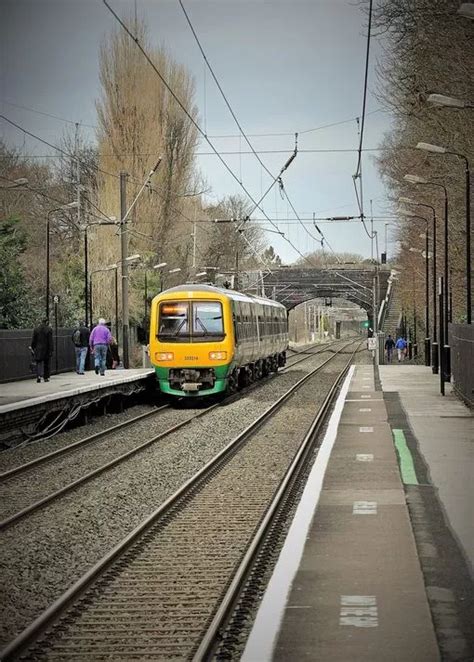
1, 339, 361, 661
0, 338, 348, 532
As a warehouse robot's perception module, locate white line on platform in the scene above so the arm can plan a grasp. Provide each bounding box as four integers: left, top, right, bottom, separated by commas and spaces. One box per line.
356, 454, 374, 462
359, 426, 374, 432
353, 501, 377, 515
241, 365, 355, 662
361, 395, 371, 399
359, 408, 372, 412
340, 595, 378, 627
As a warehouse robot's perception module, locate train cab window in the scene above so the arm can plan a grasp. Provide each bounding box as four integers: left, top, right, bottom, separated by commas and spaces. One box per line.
192, 302, 224, 338
158, 300, 224, 342
158, 302, 189, 339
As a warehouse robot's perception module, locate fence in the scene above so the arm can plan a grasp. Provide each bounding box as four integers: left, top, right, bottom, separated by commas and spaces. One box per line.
449, 323, 474, 408
0, 327, 76, 383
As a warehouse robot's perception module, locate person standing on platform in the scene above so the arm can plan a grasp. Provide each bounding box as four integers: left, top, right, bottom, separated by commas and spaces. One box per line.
30, 318, 53, 383
384, 334, 395, 363
89, 318, 112, 376
72, 321, 90, 375
395, 336, 407, 363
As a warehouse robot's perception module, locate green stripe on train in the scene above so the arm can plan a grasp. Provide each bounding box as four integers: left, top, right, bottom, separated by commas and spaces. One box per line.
154, 363, 232, 396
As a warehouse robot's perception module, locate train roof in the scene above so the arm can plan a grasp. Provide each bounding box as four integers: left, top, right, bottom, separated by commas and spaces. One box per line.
157, 284, 286, 308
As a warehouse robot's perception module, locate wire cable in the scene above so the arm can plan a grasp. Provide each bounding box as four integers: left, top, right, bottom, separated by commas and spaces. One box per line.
102, 0, 312, 269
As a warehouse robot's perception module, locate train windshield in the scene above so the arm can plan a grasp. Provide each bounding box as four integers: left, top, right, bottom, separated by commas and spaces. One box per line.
158, 301, 224, 342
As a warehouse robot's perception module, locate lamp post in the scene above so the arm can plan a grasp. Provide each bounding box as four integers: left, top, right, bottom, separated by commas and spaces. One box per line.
153, 262, 167, 293
426, 93, 474, 109
46, 201, 79, 319
83, 218, 117, 327
89, 264, 117, 330
416, 142, 471, 324
404, 174, 450, 383
0, 178, 28, 189
399, 197, 438, 371
402, 210, 431, 366
167, 267, 182, 287
458, 2, 474, 17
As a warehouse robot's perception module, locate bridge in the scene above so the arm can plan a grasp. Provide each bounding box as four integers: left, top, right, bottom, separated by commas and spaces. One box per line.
241, 265, 391, 321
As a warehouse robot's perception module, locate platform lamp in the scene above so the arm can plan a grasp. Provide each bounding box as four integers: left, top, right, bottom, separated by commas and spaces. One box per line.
399, 197, 439, 373
404, 174, 451, 384
426, 93, 474, 109
153, 262, 167, 293
416, 142, 471, 324
89, 264, 117, 331
400, 209, 431, 367
161, 267, 181, 292
83, 217, 117, 327
0, 177, 28, 189
46, 201, 79, 319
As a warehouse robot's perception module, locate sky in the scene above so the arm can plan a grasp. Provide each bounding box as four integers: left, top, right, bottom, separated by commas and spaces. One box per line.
0, 0, 396, 264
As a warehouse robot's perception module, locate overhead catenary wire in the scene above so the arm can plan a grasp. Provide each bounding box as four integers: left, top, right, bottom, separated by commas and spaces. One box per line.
101, 1, 314, 271
176, 0, 321, 268
352, 0, 375, 241
0, 98, 381, 140
0, 99, 97, 129
0, 174, 112, 225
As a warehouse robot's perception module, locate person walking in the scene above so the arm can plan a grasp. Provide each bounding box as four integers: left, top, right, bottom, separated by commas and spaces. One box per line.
30, 318, 53, 383
89, 318, 112, 376
395, 336, 407, 363
72, 321, 90, 375
384, 334, 395, 363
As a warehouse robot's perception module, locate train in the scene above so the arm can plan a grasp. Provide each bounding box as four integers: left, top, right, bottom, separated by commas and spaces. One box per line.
149, 284, 289, 397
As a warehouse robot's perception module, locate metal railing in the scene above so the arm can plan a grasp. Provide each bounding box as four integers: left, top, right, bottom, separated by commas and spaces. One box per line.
449, 324, 474, 408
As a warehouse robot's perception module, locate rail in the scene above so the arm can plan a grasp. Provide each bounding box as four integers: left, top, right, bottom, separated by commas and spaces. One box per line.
1, 339, 360, 660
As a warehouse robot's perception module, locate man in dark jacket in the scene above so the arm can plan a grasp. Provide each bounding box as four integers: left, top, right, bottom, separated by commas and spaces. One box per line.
72, 321, 90, 374
30, 318, 54, 383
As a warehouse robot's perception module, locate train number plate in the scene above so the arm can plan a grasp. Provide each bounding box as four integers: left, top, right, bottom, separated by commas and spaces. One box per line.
183, 383, 201, 391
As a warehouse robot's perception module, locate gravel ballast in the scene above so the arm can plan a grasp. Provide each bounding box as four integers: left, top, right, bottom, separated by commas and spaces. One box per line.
0, 341, 366, 648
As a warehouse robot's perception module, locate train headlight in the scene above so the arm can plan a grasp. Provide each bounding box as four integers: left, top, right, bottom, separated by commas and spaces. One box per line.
209, 351, 227, 360
155, 352, 174, 361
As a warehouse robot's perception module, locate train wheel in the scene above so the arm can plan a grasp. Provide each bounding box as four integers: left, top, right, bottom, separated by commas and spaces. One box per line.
226, 369, 238, 395
255, 360, 263, 380
248, 364, 255, 383
262, 359, 270, 377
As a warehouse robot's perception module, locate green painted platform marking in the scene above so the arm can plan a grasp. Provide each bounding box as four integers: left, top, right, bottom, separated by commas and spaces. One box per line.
392, 429, 419, 485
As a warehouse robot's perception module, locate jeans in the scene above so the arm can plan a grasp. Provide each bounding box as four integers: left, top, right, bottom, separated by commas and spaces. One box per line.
75, 346, 88, 373
386, 348, 393, 363
93, 344, 108, 375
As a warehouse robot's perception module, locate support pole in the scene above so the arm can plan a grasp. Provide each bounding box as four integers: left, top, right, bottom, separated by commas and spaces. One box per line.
84, 228, 89, 326
439, 277, 445, 396
466, 160, 471, 324
120, 172, 130, 369
424, 227, 430, 366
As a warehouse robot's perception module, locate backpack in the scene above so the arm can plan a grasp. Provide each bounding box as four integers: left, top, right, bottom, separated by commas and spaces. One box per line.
73, 329, 81, 345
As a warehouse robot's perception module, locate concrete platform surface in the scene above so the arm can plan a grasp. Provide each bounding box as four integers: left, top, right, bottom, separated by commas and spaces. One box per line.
243, 365, 440, 661
0, 369, 154, 414
379, 365, 474, 571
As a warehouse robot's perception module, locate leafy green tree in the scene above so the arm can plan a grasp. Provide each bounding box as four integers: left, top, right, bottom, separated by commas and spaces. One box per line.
0, 218, 41, 328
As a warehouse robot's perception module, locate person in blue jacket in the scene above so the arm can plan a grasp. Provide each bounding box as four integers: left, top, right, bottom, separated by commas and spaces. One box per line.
395, 336, 407, 362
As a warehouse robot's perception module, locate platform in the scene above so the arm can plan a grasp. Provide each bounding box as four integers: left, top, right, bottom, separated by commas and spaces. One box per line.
243, 364, 474, 661
0, 369, 155, 447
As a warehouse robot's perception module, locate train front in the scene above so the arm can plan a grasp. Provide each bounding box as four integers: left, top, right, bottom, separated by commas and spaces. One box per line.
149, 289, 233, 397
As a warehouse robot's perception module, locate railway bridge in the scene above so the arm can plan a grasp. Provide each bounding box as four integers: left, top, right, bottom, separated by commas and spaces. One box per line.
241, 264, 391, 324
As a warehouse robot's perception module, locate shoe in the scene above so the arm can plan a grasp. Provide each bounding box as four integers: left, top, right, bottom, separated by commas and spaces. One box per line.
44, 378, 49, 382
100, 373, 105, 376
78, 372, 85, 375
95, 366, 99, 375
36, 377, 41, 383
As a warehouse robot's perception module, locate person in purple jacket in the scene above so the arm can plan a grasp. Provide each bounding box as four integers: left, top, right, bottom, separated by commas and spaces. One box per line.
89, 318, 112, 376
